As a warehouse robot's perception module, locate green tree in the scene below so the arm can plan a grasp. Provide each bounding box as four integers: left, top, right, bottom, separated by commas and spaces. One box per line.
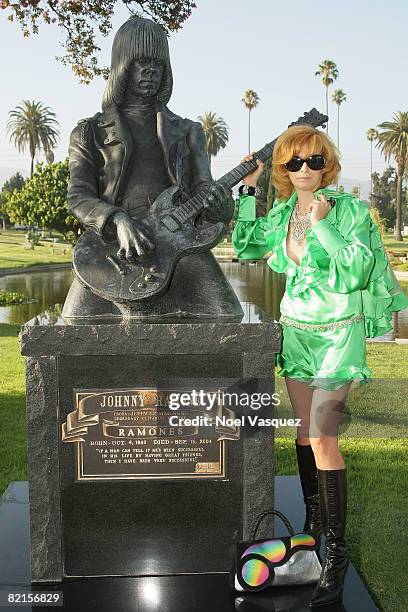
371, 166, 407, 231
197, 111, 229, 169
1, 172, 25, 193
369, 206, 387, 240
7, 100, 60, 177
4, 159, 79, 244
0, 1, 196, 84
242, 90, 260, 153
332, 89, 347, 148
367, 128, 378, 203
0, 172, 26, 230
257, 159, 276, 214
315, 60, 339, 134
351, 185, 360, 199
376, 111, 408, 240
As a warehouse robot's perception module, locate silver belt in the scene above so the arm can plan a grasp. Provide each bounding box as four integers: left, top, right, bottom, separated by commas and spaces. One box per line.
279, 312, 364, 331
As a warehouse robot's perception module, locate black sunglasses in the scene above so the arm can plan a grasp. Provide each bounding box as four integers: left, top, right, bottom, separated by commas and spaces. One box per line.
285, 154, 326, 172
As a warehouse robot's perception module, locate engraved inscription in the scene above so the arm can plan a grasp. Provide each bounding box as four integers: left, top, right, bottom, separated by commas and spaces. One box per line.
61, 389, 239, 481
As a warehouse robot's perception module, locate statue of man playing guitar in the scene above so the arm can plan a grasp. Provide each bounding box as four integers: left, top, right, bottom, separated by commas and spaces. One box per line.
62, 16, 242, 319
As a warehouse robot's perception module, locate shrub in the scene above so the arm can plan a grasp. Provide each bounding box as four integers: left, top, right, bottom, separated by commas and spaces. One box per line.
0, 290, 27, 305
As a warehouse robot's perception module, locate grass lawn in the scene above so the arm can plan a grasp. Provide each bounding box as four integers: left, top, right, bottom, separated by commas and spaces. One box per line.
382, 234, 408, 255
0, 323, 407, 611
0, 229, 72, 270
217, 235, 408, 262
273, 340, 408, 612
0, 325, 27, 494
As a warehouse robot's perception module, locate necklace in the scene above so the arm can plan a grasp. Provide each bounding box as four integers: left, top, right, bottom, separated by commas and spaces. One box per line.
289, 203, 312, 243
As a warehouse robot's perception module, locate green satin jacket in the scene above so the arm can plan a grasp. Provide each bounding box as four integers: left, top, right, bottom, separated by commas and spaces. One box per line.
232, 187, 408, 338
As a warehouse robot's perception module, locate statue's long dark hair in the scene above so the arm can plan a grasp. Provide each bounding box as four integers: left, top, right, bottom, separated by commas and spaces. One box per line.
102, 17, 173, 110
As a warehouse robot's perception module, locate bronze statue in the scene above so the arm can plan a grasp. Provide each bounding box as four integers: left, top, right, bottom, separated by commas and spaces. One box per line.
62, 16, 240, 319
62, 16, 328, 320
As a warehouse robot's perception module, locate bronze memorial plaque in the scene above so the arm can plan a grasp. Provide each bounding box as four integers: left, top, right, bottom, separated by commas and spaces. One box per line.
61, 388, 240, 481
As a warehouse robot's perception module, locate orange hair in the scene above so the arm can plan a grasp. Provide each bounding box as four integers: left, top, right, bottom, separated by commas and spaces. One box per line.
272, 124, 341, 200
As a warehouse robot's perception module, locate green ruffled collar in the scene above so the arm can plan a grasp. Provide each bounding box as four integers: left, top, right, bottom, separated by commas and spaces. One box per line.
265, 187, 346, 296
272, 186, 341, 224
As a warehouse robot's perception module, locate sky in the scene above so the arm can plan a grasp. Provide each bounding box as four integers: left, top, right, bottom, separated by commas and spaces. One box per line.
1, 0, 407, 198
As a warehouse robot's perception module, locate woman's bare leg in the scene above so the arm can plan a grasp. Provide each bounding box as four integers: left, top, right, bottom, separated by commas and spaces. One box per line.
309, 382, 352, 469
286, 377, 322, 535
285, 377, 314, 444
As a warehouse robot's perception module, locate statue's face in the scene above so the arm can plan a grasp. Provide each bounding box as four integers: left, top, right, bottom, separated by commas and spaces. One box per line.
126, 57, 165, 98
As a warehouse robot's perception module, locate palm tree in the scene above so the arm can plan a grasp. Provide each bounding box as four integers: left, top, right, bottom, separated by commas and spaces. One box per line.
197, 111, 229, 169
45, 147, 55, 164
242, 90, 260, 153
366, 128, 378, 204
7, 100, 60, 177
332, 89, 347, 148
376, 112, 408, 241
315, 60, 339, 134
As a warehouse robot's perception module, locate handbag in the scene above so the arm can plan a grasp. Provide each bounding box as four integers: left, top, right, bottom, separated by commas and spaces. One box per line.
231, 509, 322, 592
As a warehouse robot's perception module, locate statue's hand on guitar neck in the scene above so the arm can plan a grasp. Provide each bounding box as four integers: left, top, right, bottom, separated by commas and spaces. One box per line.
201, 182, 234, 223
112, 210, 155, 262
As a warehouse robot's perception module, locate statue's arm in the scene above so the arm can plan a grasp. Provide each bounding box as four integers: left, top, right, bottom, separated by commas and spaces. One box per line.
67, 122, 119, 234
186, 121, 213, 193
187, 121, 234, 224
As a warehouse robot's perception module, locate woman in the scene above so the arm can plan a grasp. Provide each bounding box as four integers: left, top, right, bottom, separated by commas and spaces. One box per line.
232, 124, 408, 607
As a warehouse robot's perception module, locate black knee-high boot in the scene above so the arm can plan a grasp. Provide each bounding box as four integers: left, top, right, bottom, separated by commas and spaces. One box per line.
295, 440, 322, 538
309, 467, 349, 607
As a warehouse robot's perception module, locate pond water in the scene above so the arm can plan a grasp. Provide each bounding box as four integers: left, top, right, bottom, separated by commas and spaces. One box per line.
0, 262, 407, 340
0, 267, 72, 325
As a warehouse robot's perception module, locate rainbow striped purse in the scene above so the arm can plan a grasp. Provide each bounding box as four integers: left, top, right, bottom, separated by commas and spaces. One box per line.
231, 509, 322, 592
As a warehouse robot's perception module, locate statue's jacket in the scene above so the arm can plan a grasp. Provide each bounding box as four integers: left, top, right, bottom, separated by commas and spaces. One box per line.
63, 102, 240, 318
67, 103, 217, 233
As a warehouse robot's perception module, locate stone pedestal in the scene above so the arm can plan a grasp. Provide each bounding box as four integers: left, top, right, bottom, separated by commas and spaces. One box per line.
19, 303, 281, 583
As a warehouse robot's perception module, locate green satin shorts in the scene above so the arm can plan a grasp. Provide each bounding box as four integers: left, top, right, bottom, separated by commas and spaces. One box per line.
275, 315, 372, 391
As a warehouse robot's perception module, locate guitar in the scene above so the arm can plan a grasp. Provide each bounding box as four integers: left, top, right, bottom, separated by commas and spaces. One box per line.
73, 108, 328, 303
